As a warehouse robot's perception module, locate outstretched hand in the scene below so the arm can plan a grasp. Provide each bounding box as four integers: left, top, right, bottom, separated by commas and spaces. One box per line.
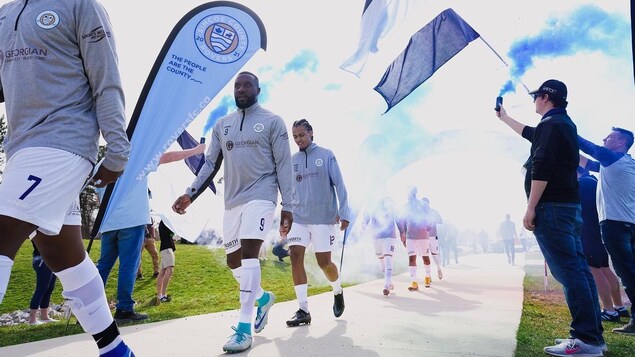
91, 165, 122, 188
495, 104, 507, 119
172, 194, 192, 215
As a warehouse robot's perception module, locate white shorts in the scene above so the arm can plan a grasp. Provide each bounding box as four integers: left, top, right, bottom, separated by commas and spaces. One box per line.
406, 239, 430, 257
374, 238, 397, 257
222, 200, 276, 254
160, 249, 175, 269
429, 236, 439, 255
0, 147, 91, 235
287, 223, 338, 253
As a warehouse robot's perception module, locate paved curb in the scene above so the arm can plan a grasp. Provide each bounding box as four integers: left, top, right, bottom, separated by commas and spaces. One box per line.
0, 253, 525, 356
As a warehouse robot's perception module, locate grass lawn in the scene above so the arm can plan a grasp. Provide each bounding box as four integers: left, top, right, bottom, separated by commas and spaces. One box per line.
515, 251, 634, 356
0, 239, 336, 347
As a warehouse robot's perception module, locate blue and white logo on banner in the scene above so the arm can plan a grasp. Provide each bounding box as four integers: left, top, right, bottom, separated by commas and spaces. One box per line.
96, 2, 266, 234
195, 15, 248, 64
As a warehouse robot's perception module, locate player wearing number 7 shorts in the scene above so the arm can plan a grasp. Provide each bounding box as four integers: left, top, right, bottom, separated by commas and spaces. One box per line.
0, 1, 133, 356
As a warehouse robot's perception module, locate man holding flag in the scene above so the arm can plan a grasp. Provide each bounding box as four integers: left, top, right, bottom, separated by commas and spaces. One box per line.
172, 71, 293, 353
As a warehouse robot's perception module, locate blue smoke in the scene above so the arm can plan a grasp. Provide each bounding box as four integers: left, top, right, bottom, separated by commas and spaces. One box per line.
203, 95, 233, 134
501, 5, 630, 95
282, 49, 319, 74
498, 80, 515, 96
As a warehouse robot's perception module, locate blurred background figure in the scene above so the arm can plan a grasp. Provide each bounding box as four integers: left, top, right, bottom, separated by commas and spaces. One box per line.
499, 214, 517, 265
137, 217, 159, 280
28, 240, 58, 325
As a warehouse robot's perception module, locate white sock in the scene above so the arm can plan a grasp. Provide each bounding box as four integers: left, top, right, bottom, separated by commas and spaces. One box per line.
56, 254, 113, 334
294, 284, 309, 312
330, 277, 343, 295
0, 255, 14, 304
409, 266, 417, 280
384, 255, 393, 288
432, 255, 441, 268
378, 257, 385, 273
231, 266, 241, 284
238, 259, 260, 325
424, 263, 431, 276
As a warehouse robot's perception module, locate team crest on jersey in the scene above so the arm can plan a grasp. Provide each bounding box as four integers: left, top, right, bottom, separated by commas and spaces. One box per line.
315, 159, 323, 167
253, 123, 264, 133
226, 141, 234, 151
35, 10, 59, 29
296, 174, 303, 182
195, 15, 248, 64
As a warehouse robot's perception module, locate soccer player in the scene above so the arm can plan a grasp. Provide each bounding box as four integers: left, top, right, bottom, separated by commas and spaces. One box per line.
363, 197, 398, 296
398, 187, 434, 290
172, 72, 293, 353
283, 119, 350, 326
0, 1, 134, 355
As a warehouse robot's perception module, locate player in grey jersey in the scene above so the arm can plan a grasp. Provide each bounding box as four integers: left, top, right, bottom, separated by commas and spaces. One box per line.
172, 72, 293, 353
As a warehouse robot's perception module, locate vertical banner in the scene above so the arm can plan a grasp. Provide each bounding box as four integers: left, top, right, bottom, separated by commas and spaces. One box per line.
93, 1, 266, 236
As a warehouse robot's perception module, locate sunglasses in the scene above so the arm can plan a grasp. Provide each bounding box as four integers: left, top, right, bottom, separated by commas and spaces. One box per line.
532, 93, 543, 102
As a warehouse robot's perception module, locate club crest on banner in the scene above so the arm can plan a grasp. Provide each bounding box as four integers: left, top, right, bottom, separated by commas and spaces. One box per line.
195, 15, 248, 63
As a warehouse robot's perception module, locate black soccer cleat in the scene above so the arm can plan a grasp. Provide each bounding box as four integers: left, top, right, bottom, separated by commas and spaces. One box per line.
333, 292, 345, 318
286, 309, 312, 327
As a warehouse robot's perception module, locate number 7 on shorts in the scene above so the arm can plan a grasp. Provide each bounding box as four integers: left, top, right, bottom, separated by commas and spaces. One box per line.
19, 175, 42, 200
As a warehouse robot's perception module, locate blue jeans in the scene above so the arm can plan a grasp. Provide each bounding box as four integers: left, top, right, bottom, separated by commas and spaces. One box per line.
30, 256, 57, 309
533, 202, 604, 345
600, 220, 635, 324
97, 225, 145, 311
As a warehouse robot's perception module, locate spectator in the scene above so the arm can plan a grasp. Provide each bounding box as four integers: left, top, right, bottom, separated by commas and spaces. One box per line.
499, 214, 517, 265
496, 79, 605, 355
579, 127, 635, 335
28, 241, 58, 325
577, 167, 626, 322
137, 218, 159, 280
156, 221, 176, 303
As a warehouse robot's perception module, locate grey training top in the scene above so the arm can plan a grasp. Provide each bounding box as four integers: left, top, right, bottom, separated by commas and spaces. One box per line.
187, 103, 293, 211
0, 0, 130, 171
291, 143, 351, 225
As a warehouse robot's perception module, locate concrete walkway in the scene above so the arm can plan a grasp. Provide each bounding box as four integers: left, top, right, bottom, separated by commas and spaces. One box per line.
0, 253, 525, 357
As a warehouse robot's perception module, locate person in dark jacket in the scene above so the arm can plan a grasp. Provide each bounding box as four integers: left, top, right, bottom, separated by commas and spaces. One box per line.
496, 79, 605, 356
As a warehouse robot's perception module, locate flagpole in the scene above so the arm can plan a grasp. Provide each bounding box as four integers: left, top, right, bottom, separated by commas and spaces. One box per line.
339, 227, 349, 273
478, 36, 531, 94
544, 260, 549, 292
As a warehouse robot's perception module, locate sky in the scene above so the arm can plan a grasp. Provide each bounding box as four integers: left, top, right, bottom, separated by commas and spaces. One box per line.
1, 1, 633, 253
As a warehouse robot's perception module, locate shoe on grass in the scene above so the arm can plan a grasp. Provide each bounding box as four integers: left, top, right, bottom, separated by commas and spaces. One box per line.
554, 338, 607, 353
615, 306, 631, 318
114, 309, 148, 324
600, 309, 620, 322
544, 338, 603, 356
612, 321, 635, 335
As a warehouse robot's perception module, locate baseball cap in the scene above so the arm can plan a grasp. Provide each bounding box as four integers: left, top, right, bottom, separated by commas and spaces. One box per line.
528, 79, 567, 100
